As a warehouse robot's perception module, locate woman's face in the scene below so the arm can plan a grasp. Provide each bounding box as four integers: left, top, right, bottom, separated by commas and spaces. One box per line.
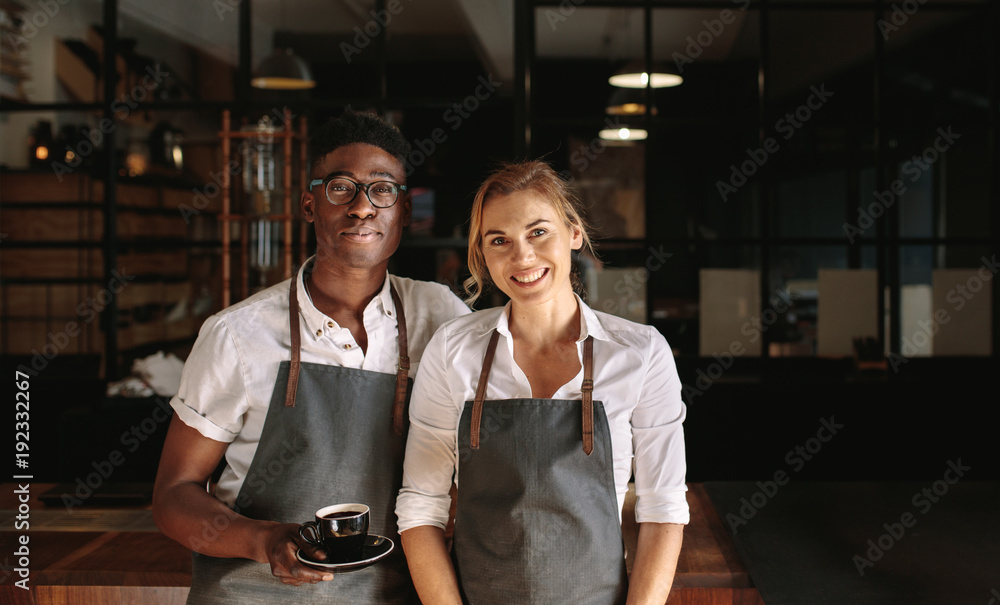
480, 190, 583, 309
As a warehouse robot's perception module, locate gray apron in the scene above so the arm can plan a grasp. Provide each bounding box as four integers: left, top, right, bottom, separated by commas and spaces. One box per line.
452, 330, 629, 604
186, 278, 417, 604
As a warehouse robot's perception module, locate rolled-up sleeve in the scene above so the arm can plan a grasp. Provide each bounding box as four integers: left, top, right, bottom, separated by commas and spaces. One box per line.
169, 315, 248, 444
631, 329, 689, 525
396, 326, 460, 533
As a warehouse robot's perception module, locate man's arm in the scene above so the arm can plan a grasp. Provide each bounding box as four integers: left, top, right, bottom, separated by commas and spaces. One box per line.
626, 522, 684, 605
152, 415, 333, 585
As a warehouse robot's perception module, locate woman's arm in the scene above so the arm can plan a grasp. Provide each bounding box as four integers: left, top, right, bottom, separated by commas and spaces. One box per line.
400, 525, 463, 604
628, 328, 690, 602
396, 325, 464, 601
626, 522, 684, 605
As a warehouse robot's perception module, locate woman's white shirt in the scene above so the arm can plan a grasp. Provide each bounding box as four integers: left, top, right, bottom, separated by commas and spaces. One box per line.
396, 295, 689, 533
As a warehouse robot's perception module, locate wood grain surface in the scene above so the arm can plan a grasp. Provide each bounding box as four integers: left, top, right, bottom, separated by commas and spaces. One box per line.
1, 482, 762, 604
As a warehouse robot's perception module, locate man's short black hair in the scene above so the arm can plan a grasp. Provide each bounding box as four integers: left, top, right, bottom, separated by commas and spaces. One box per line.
308, 107, 411, 173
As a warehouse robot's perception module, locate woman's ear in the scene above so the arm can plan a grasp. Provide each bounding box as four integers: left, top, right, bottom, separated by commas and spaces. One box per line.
570, 221, 584, 251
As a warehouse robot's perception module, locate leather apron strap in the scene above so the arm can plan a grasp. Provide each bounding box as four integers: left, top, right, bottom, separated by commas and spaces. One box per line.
470, 329, 595, 455
285, 278, 302, 407
582, 335, 595, 455
469, 330, 500, 449
284, 276, 410, 436
389, 285, 409, 436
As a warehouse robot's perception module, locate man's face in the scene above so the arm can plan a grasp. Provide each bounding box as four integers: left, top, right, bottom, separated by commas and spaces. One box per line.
302, 143, 411, 271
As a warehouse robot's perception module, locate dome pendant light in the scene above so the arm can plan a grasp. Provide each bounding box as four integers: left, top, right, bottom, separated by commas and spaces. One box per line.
608, 60, 682, 89
251, 48, 316, 90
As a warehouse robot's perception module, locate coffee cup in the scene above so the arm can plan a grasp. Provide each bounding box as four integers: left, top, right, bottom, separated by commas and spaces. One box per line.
299, 503, 370, 563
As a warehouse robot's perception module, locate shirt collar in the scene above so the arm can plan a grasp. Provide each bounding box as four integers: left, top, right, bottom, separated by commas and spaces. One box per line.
296, 255, 393, 340
486, 293, 612, 344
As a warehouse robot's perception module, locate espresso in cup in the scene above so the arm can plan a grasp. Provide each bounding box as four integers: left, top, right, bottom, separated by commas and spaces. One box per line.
299, 503, 370, 563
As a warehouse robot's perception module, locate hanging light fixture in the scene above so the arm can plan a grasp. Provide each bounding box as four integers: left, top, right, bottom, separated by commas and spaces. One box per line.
605, 87, 658, 116
599, 127, 648, 142
251, 48, 315, 90
608, 60, 682, 89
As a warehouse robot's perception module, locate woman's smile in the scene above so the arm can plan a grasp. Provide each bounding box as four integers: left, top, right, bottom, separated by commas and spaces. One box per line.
511, 268, 548, 284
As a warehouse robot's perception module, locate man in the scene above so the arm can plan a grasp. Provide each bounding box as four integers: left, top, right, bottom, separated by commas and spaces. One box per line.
153, 108, 470, 604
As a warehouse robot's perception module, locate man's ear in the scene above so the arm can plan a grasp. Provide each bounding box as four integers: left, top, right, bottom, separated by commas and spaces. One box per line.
301, 188, 316, 223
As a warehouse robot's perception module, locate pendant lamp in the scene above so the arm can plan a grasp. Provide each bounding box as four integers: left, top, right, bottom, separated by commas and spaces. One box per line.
605, 87, 659, 116
599, 127, 648, 142
251, 48, 316, 90
608, 60, 682, 89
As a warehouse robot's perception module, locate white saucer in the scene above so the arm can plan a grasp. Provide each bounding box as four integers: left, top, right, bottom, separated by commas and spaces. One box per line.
296, 535, 394, 572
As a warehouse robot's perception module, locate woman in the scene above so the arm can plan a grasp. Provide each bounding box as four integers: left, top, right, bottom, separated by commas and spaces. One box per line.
396, 160, 688, 604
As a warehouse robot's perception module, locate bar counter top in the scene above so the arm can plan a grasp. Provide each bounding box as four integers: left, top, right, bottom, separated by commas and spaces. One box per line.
0, 482, 760, 604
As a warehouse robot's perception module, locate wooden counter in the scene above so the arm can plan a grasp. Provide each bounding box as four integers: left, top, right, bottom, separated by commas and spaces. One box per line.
0, 483, 761, 604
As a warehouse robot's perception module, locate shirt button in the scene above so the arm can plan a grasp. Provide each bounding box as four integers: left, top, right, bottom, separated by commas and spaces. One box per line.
315, 329, 322, 337
387, 310, 393, 316
327, 321, 334, 327
344, 344, 352, 350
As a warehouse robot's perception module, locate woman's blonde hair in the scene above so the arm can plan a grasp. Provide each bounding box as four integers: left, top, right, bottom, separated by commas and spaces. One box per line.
463, 160, 596, 305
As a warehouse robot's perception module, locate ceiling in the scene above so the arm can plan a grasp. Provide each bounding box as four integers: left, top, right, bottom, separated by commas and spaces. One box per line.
120, 0, 981, 104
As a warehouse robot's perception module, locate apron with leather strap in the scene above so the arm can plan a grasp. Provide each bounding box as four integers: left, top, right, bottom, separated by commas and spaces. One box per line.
452, 329, 628, 604
186, 277, 417, 604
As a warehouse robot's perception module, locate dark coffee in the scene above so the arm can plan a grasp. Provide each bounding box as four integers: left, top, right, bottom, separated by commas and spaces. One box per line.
300, 504, 370, 563
322, 510, 364, 520
321, 533, 366, 563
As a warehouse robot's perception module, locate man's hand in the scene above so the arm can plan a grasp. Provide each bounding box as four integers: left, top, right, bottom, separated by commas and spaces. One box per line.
261, 522, 335, 585
153, 417, 335, 587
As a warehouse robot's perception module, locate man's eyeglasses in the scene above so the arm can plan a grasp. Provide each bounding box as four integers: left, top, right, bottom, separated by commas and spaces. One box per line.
308, 176, 407, 209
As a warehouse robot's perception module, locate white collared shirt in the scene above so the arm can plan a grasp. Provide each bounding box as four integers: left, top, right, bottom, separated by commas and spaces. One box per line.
396, 296, 689, 533
170, 256, 471, 506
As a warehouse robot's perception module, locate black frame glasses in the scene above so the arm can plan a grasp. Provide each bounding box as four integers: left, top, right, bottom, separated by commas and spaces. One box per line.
308, 176, 408, 208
